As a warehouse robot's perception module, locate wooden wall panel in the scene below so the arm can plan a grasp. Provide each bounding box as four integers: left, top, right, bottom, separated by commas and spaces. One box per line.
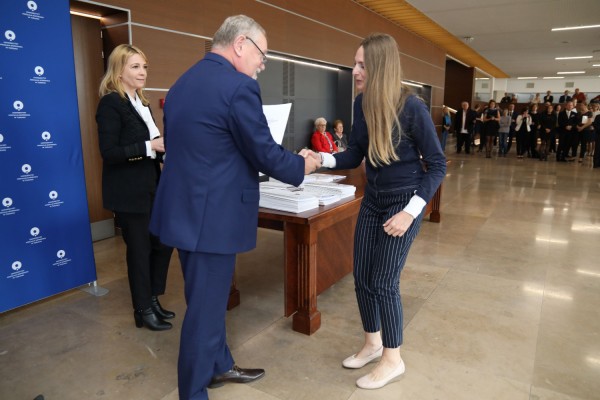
95, 0, 445, 90
130, 26, 208, 133
83, 0, 448, 130
444, 60, 475, 110
132, 25, 205, 89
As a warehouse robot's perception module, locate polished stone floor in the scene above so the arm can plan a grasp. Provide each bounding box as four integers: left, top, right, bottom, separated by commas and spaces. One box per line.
1, 149, 599, 400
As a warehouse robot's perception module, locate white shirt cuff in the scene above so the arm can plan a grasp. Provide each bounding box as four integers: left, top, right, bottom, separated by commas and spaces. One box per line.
145, 140, 157, 159
320, 152, 336, 168
403, 195, 426, 219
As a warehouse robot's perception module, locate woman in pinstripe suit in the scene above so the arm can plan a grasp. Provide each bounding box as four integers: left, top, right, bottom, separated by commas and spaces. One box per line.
319, 33, 446, 390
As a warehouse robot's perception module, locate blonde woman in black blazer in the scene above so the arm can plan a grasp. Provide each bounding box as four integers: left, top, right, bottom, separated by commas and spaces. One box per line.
96, 44, 173, 331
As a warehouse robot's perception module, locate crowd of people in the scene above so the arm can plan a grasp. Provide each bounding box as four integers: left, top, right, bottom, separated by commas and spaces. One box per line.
447, 90, 600, 168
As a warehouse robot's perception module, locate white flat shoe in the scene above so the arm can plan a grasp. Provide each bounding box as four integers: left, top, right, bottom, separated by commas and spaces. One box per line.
342, 346, 383, 369
356, 359, 405, 389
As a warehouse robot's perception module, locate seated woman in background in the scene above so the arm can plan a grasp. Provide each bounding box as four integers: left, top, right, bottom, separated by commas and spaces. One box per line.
332, 119, 348, 152
311, 117, 338, 153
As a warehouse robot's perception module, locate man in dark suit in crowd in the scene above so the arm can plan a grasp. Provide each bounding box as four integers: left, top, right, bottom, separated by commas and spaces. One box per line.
557, 101, 577, 162
149, 15, 321, 400
559, 90, 572, 104
543, 90, 554, 104
453, 101, 476, 154
500, 92, 511, 104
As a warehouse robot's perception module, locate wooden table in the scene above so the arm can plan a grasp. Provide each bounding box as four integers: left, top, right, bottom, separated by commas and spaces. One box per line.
229, 166, 442, 335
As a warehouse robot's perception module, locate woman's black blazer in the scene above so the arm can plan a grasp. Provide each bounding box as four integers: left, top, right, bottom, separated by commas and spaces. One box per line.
96, 92, 163, 213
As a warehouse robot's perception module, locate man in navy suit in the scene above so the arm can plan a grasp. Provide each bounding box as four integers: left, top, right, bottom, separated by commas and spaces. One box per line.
149, 15, 321, 400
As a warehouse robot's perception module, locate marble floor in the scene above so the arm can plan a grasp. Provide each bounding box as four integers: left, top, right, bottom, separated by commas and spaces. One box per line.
1, 149, 599, 400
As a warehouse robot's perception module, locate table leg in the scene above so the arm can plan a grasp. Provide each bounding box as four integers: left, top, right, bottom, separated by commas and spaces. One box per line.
284, 222, 321, 335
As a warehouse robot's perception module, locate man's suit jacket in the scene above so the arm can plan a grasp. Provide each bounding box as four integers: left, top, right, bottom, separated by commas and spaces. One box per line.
558, 109, 578, 132
149, 52, 304, 254
559, 95, 572, 103
96, 92, 163, 213
543, 95, 554, 104
453, 108, 477, 134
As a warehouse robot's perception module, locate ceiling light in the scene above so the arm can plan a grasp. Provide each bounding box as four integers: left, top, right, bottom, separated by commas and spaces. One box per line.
69, 10, 102, 20
266, 55, 339, 71
593, 64, 600, 67
557, 71, 585, 74
517, 77, 537, 79
475, 77, 489, 80
543, 77, 564, 79
402, 81, 424, 88
552, 24, 600, 31
555, 56, 593, 60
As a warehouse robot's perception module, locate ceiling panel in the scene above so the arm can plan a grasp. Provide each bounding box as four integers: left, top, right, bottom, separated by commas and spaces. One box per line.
354, 0, 600, 78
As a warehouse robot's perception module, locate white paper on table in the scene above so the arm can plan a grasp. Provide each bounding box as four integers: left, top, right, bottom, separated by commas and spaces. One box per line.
263, 103, 292, 145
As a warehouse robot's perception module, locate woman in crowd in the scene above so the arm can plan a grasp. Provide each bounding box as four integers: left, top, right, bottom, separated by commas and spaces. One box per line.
473, 104, 484, 151
318, 33, 446, 390
588, 102, 599, 157
539, 104, 556, 161
311, 117, 338, 153
96, 44, 174, 331
332, 119, 348, 152
441, 106, 451, 152
576, 103, 594, 162
498, 108, 511, 157
515, 107, 532, 159
529, 103, 541, 158
482, 100, 500, 158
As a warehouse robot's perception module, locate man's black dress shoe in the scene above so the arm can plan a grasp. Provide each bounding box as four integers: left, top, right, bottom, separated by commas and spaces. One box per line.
208, 365, 265, 388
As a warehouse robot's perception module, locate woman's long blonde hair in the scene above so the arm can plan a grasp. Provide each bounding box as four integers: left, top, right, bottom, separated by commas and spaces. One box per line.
99, 44, 150, 105
361, 33, 406, 166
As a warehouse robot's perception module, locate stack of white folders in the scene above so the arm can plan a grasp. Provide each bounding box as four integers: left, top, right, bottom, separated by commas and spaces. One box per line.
301, 173, 346, 183
303, 182, 356, 204
259, 184, 319, 213
260, 180, 356, 210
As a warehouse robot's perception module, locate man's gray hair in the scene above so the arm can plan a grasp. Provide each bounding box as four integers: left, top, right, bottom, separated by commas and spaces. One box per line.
212, 15, 265, 48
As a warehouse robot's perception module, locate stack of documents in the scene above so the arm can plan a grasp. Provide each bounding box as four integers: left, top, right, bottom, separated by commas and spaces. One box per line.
260, 180, 356, 209
303, 182, 356, 203
259, 183, 319, 213
302, 173, 346, 183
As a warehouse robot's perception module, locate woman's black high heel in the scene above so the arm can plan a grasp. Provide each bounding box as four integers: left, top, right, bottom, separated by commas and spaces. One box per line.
134, 308, 172, 331
151, 296, 175, 320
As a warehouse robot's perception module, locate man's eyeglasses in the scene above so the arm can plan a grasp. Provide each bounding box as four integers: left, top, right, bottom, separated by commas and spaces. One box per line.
245, 36, 267, 64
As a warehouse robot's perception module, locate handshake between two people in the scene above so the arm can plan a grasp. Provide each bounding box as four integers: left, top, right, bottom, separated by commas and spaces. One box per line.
299, 149, 323, 175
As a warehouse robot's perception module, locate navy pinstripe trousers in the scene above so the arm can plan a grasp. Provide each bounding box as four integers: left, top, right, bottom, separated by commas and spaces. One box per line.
353, 187, 423, 348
